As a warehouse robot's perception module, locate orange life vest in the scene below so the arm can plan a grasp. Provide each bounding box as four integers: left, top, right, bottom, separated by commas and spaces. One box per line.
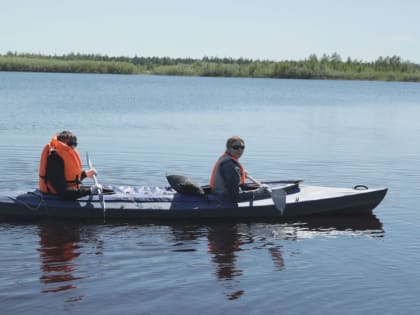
209, 153, 246, 193
39, 136, 83, 194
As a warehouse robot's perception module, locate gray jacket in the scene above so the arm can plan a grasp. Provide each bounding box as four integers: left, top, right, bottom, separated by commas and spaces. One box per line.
211, 155, 253, 202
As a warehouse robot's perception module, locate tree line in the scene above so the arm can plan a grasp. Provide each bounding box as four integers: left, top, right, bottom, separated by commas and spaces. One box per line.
1, 51, 419, 82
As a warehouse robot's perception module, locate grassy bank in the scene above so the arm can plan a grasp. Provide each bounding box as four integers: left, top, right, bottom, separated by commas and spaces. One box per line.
1, 52, 420, 82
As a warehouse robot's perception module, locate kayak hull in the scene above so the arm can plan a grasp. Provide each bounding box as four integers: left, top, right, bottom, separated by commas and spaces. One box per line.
0, 181, 387, 221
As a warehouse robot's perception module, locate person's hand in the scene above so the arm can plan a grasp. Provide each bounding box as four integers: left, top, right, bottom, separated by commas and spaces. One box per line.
85, 168, 97, 178
255, 184, 270, 194
91, 184, 103, 195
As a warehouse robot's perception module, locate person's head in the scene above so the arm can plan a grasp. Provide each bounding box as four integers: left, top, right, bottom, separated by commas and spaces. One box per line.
225, 136, 245, 159
56, 130, 78, 148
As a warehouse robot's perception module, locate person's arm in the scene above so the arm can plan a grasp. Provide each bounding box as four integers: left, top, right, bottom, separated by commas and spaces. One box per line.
47, 153, 91, 200
219, 161, 239, 201
61, 187, 91, 200
46, 153, 67, 194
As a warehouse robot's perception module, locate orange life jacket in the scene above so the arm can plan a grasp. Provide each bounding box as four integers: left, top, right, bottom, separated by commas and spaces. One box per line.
39, 136, 83, 194
209, 153, 246, 193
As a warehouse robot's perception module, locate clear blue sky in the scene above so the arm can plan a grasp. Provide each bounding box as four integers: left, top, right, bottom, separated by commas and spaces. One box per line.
1, 0, 419, 63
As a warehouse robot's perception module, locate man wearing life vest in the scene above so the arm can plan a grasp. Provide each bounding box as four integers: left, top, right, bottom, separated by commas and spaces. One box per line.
39, 131, 98, 200
210, 136, 268, 202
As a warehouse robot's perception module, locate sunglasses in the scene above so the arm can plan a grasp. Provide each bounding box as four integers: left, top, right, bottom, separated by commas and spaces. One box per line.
231, 145, 245, 150
67, 141, 78, 147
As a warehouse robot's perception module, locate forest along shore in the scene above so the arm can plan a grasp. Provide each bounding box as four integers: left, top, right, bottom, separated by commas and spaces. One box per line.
1, 52, 420, 82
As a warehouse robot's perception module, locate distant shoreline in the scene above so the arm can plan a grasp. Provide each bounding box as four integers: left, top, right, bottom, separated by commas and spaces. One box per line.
1, 52, 420, 82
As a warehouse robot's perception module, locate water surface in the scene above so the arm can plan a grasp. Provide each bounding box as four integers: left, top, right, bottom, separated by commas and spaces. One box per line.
1, 72, 419, 314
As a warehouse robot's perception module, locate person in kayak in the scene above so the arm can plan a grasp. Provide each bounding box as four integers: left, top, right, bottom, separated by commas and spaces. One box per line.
210, 136, 268, 202
39, 131, 101, 200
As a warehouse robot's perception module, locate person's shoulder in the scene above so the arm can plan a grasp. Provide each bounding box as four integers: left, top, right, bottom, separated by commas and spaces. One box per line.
219, 157, 234, 166
48, 150, 63, 162
220, 159, 237, 173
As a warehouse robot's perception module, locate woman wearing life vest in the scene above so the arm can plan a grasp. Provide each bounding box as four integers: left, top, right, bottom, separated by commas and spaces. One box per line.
210, 136, 268, 202
39, 131, 99, 200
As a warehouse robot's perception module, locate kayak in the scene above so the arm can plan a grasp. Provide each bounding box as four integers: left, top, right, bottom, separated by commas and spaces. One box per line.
0, 179, 387, 221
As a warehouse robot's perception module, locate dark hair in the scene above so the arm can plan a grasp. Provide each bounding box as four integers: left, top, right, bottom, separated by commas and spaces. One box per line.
57, 131, 77, 146
226, 136, 244, 149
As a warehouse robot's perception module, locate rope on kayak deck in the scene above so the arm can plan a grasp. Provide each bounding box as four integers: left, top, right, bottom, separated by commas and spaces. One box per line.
9, 192, 47, 211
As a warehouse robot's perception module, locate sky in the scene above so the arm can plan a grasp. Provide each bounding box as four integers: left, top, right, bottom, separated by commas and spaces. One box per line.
1, 0, 419, 63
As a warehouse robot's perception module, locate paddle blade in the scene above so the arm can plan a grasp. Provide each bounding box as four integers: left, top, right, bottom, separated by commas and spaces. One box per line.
270, 188, 286, 215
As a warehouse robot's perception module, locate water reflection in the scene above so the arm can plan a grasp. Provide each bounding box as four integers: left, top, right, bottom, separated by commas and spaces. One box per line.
205, 222, 290, 300
34, 213, 382, 302
37, 221, 103, 295
38, 222, 82, 293
270, 214, 384, 240
170, 224, 204, 252
171, 213, 382, 301
268, 247, 285, 271
207, 224, 243, 280
169, 222, 247, 300
207, 223, 244, 300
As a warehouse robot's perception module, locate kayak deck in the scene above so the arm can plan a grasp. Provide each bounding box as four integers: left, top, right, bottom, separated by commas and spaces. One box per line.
0, 181, 387, 220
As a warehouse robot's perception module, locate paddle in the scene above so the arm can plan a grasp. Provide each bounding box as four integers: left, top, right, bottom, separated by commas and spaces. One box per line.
86, 152, 106, 218
246, 174, 286, 215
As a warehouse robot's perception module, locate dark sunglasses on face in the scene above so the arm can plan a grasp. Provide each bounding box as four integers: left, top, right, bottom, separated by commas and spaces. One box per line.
231, 145, 245, 150
67, 141, 77, 147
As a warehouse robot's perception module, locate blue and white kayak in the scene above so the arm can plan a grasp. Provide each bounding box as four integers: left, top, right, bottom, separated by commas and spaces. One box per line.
0, 180, 387, 221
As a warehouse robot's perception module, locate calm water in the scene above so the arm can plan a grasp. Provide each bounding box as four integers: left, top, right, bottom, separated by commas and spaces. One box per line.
1, 72, 420, 314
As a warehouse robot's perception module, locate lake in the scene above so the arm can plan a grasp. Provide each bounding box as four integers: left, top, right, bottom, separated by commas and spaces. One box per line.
1, 72, 420, 314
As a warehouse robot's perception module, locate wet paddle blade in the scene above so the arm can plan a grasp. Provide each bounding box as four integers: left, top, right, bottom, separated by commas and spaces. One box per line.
270, 188, 286, 215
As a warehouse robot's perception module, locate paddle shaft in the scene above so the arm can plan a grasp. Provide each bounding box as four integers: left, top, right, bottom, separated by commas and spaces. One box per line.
86, 152, 106, 217
87, 155, 100, 187
246, 173, 286, 214
246, 174, 264, 187
86, 153, 99, 185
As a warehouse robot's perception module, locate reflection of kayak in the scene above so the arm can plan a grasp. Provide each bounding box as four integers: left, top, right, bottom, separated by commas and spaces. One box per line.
0, 180, 387, 220
275, 213, 384, 237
